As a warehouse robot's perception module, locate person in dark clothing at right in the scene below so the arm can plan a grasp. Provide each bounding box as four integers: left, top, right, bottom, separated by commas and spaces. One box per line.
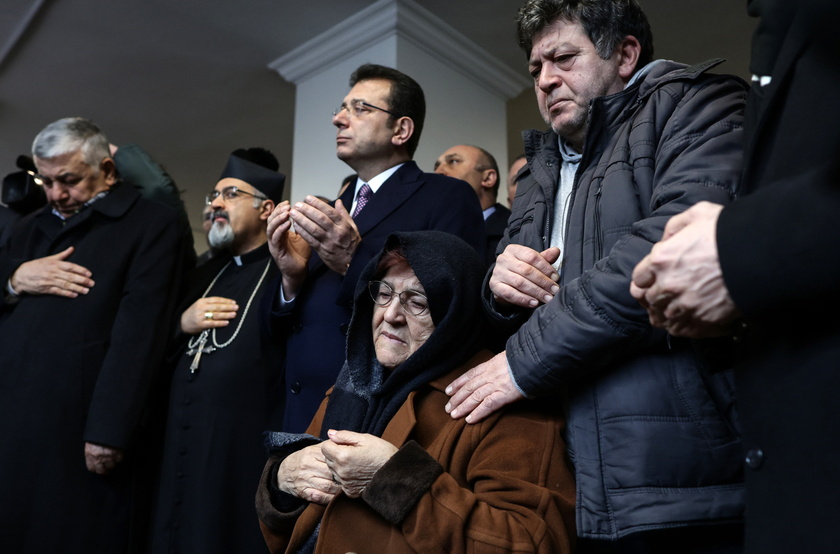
632, 2, 840, 552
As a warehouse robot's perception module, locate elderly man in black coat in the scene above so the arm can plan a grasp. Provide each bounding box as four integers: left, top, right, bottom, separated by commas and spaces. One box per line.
0, 117, 186, 552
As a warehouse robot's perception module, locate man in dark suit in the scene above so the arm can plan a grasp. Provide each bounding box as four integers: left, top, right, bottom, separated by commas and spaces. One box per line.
0, 117, 186, 552
434, 144, 512, 266
266, 64, 484, 432
631, 2, 840, 551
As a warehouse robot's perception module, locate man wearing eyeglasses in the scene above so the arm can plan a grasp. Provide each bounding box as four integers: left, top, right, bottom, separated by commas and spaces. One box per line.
150, 147, 286, 554
0, 117, 188, 552
265, 63, 485, 433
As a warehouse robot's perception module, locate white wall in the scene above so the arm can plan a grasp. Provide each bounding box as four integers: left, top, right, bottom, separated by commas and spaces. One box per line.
398, 38, 509, 185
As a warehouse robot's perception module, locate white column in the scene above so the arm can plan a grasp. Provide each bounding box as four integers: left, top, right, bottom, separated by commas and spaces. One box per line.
268, 0, 529, 204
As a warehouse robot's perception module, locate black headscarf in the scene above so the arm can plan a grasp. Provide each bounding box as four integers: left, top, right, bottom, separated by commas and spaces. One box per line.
318, 230, 487, 438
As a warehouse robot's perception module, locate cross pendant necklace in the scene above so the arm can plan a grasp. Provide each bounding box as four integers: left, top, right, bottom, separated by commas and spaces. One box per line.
187, 330, 216, 373
184, 259, 272, 374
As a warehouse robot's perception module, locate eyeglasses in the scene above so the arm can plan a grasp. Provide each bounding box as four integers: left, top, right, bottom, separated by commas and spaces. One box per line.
205, 186, 267, 206
333, 99, 399, 119
369, 280, 429, 316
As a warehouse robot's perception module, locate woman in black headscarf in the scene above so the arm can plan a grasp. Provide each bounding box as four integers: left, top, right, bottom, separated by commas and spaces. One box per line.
256, 231, 574, 553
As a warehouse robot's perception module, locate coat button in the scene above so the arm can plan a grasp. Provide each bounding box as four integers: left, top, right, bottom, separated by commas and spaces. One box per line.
291, 322, 303, 333
290, 381, 302, 394
745, 448, 764, 469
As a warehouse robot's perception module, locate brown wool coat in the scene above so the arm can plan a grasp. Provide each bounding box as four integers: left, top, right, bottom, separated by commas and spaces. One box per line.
256, 351, 576, 554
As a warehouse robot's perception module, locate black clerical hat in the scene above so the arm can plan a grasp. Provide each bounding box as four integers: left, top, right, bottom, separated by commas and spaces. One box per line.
219, 152, 286, 203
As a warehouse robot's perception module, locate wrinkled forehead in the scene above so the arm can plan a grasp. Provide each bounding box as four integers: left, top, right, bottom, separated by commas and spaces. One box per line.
454, 145, 482, 162
381, 263, 424, 292
34, 150, 93, 176
529, 17, 592, 61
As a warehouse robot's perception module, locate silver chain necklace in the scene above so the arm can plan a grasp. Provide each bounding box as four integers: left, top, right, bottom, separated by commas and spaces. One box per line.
186, 258, 272, 373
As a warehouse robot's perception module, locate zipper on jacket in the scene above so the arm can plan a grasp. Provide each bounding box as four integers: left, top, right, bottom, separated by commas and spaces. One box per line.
593, 183, 603, 259
542, 160, 554, 249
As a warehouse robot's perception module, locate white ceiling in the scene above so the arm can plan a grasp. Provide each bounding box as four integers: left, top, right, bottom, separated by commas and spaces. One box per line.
0, 0, 755, 235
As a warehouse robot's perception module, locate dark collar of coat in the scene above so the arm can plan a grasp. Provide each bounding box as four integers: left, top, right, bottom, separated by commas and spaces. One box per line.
36, 180, 139, 220
86, 181, 140, 219
33, 181, 140, 235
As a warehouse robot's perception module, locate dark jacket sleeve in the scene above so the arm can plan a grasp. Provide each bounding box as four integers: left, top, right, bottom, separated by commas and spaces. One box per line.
717, 6, 840, 321
257, 394, 330, 547
719, 160, 840, 320
0, 209, 42, 312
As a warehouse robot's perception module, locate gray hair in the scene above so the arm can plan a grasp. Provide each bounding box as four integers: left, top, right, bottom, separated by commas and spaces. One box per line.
31, 117, 111, 169
207, 219, 235, 250
516, 0, 654, 67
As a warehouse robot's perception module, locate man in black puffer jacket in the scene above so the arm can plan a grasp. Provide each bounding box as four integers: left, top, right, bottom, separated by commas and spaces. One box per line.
446, 1, 748, 552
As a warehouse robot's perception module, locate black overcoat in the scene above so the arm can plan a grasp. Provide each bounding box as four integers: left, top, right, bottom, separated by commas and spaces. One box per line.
0, 182, 185, 552
150, 244, 283, 554
717, 2, 840, 552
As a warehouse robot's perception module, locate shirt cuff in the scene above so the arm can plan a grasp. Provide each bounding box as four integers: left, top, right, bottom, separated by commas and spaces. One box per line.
277, 284, 295, 308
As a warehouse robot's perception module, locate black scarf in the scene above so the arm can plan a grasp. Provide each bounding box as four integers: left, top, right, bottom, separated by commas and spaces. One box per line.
319, 230, 487, 438
262, 231, 487, 554
265, 230, 487, 453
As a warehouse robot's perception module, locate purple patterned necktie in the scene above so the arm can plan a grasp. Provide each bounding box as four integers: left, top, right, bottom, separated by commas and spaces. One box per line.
351, 183, 372, 218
